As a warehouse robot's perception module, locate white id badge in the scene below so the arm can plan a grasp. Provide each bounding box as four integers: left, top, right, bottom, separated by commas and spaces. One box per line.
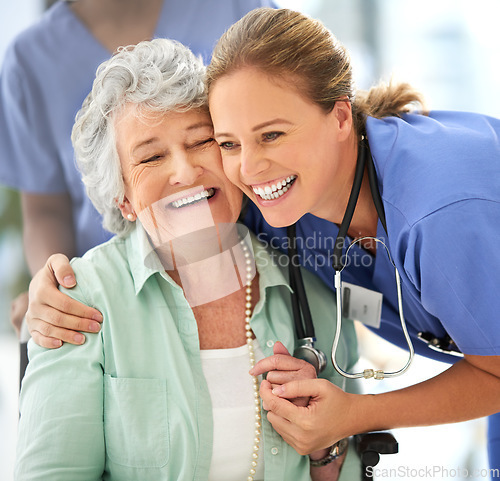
341, 282, 383, 329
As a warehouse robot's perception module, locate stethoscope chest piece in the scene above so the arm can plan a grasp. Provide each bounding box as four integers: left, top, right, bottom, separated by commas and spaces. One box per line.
293, 337, 327, 373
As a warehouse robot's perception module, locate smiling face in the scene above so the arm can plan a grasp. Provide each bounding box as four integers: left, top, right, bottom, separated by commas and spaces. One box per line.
208, 67, 354, 227
115, 105, 243, 240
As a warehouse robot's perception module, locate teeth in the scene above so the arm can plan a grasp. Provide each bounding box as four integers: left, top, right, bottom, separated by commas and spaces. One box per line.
252, 175, 296, 201
170, 188, 215, 208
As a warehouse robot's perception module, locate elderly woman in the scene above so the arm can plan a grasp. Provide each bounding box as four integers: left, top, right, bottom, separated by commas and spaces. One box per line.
14, 39, 359, 481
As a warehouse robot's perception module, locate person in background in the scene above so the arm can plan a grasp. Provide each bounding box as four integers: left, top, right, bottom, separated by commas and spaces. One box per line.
14, 38, 360, 481
0, 0, 276, 339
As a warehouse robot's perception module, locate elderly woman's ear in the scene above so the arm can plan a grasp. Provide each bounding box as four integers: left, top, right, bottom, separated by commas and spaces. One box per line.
117, 198, 137, 222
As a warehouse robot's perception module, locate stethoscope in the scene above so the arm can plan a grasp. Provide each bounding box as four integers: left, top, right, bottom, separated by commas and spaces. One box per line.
288, 137, 415, 379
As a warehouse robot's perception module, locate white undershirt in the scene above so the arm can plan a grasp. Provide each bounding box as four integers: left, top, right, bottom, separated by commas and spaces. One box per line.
200, 339, 265, 481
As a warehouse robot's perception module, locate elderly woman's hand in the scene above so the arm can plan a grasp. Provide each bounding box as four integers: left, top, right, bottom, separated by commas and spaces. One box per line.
26, 254, 103, 348
251, 342, 345, 471
250, 341, 317, 409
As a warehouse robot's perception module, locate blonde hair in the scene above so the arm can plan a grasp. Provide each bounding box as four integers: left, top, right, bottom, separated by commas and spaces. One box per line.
206, 8, 425, 134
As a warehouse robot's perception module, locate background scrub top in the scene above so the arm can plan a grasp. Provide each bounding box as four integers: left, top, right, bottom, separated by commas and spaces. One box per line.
244, 110, 500, 362
0, 0, 276, 256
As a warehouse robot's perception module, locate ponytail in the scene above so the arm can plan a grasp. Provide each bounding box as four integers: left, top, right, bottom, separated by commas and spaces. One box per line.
353, 80, 427, 134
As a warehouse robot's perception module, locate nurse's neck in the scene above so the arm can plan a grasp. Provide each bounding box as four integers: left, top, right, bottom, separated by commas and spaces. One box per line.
69, 0, 164, 54
346, 170, 379, 256
338, 134, 379, 255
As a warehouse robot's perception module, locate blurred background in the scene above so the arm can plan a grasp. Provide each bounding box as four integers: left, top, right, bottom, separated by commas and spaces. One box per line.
1, 0, 498, 479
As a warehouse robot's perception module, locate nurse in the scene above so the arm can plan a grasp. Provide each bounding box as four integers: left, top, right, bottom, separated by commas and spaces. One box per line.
205, 7, 500, 464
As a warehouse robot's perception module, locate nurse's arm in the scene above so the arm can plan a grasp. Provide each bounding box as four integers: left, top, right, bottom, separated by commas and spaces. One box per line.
11, 193, 76, 336
21, 192, 76, 276
26, 253, 103, 348
260, 354, 500, 455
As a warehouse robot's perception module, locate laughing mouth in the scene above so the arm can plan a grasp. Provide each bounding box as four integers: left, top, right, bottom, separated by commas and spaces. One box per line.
170, 188, 216, 208
252, 175, 297, 201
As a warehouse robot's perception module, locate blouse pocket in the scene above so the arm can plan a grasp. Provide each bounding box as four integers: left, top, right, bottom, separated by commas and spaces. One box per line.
104, 374, 169, 468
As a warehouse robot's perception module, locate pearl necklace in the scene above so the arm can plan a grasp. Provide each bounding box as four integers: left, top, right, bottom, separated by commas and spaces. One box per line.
241, 239, 261, 481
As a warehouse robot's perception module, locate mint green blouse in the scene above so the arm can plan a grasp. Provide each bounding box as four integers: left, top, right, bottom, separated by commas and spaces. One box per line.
15, 224, 360, 480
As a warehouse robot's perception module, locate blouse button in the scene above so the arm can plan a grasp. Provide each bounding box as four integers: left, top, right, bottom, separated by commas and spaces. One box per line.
271, 447, 279, 455
266, 340, 275, 348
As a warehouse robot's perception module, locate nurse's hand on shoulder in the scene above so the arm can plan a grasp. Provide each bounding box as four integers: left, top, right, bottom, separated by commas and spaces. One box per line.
259, 378, 354, 455
26, 254, 103, 348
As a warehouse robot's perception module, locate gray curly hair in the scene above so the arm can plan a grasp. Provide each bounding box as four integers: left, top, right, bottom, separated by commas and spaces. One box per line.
72, 38, 207, 237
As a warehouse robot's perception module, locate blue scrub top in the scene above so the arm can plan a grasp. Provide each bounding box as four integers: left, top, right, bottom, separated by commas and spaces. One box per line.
0, 0, 276, 256
244, 110, 500, 362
